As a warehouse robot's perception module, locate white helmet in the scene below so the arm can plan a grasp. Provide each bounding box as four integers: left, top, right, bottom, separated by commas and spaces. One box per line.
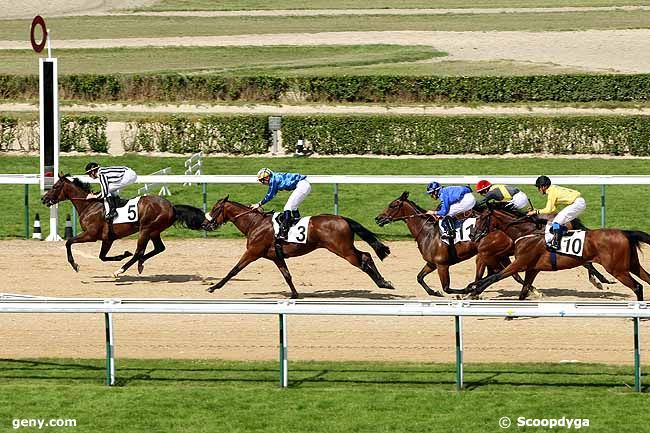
257, 168, 273, 181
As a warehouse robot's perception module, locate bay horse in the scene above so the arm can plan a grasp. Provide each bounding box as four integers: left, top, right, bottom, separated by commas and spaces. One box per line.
374, 191, 531, 297
41, 173, 205, 276
201, 196, 394, 298
469, 204, 614, 297
374, 192, 610, 297
466, 207, 650, 301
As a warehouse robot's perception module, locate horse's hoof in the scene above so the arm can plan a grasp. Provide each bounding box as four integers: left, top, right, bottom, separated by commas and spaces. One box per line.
124, 251, 133, 258
429, 290, 444, 297
72, 263, 80, 273
138, 263, 144, 275
383, 281, 395, 290
529, 287, 543, 299
113, 268, 125, 278
206, 287, 216, 293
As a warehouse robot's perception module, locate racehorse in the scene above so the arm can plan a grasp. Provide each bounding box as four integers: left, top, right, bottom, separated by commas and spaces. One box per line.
201, 196, 394, 298
374, 191, 532, 296
466, 206, 650, 300
41, 173, 205, 276
469, 204, 614, 297
374, 192, 611, 297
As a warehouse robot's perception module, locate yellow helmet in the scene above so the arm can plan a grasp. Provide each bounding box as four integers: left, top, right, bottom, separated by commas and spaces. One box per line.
257, 168, 273, 181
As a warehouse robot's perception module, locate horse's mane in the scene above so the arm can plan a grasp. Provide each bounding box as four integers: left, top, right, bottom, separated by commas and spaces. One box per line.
70, 176, 92, 192
491, 202, 526, 218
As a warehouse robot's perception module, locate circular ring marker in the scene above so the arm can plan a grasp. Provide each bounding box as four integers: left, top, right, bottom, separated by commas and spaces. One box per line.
30, 15, 47, 53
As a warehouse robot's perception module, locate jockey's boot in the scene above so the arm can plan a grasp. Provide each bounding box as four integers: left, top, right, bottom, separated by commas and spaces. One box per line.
549, 223, 563, 250
441, 216, 456, 240
105, 196, 118, 221
277, 210, 292, 241
291, 209, 301, 223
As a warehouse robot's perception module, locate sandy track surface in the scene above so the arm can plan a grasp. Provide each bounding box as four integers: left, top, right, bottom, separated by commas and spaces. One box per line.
1, 239, 648, 364
1, 29, 648, 73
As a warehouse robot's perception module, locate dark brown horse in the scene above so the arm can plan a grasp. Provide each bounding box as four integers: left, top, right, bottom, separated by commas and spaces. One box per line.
201, 196, 394, 298
41, 174, 205, 276
375, 191, 532, 296
470, 204, 614, 296
466, 207, 650, 300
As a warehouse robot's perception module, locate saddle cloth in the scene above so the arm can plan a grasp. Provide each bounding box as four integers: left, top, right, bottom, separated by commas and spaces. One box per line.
104, 197, 141, 224
272, 213, 311, 244
439, 218, 476, 245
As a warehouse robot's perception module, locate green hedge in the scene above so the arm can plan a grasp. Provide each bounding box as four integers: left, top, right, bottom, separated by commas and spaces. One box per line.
2, 74, 650, 103
281, 115, 650, 156
0, 115, 108, 153
122, 115, 270, 154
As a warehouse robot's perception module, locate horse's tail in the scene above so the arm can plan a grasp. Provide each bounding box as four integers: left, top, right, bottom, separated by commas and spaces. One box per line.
624, 230, 650, 253
173, 204, 205, 230
342, 217, 391, 260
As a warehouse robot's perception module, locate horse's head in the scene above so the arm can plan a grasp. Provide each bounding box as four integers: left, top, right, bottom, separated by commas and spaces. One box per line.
202, 195, 230, 230
375, 191, 414, 227
41, 173, 71, 207
469, 205, 493, 242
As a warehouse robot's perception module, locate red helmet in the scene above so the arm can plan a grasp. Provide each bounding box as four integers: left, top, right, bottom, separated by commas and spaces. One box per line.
476, 180, 491, 192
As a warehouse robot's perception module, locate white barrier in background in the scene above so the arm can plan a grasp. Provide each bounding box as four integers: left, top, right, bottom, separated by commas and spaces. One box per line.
183, 152, 202, 186
137, 167, 172, 196
0, 297, 645, 390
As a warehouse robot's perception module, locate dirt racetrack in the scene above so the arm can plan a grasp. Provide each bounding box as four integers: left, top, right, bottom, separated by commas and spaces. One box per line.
1, 239, 648, 365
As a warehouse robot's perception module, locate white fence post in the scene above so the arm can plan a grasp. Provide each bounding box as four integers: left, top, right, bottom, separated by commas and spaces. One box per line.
137, 167, 172, 196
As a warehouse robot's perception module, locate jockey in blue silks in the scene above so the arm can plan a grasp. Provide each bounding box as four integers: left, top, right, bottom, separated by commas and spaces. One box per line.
250, 168, 311, 241
425, 181, 476, 240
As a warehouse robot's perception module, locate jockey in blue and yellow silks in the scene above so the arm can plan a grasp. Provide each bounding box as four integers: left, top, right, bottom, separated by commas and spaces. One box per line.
425, 181, 476, 240
250, 168, 311, 241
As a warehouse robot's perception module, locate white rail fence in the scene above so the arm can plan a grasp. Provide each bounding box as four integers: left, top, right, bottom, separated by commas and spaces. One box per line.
0, 297, 645, 391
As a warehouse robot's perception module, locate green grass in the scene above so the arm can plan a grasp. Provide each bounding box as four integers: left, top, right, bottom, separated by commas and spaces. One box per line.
2, 11, 650, 40
2, 155, 650, 240
0, 46, 444, 75
0, 358, 648, 433
137, 0, 650, 11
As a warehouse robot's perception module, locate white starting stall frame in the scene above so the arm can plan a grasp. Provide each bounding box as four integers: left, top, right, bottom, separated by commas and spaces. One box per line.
0, 298, 645, 391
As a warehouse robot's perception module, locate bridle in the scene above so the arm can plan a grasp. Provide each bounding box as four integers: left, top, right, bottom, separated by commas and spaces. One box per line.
378, 198, 436, 241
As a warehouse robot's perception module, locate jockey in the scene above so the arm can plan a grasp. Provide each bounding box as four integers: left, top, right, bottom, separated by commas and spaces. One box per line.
250, 168, 311, 241
527, 175, 586, 250
425, 181, 476, 240
84, 162, 138, 221
475, 179, 531, 212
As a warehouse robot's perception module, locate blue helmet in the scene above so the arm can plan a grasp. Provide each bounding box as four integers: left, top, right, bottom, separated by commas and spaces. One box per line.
425, 181, 442, 195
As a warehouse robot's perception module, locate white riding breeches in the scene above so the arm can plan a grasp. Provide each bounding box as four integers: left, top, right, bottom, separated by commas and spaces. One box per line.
447, 192, 477, 217
509, 191, 530, 210
284, 179, 311, 211
107, 169, 137, 196
544, 197, 586, 243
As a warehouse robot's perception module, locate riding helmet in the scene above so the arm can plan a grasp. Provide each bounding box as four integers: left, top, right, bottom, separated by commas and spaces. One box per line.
257, 168, 273, 181
535, 175, 552, 189
475, 179, 492, 193
425, 181, 442, 195
85, 162, 100, 174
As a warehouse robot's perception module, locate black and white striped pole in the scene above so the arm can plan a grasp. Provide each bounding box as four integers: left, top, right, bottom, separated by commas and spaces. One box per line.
33, 15, 61, 241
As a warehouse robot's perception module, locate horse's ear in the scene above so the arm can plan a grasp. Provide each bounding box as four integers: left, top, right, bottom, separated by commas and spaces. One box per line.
224, 194, 229, 201
400, 191, 409, 200
59, 171, 65, 178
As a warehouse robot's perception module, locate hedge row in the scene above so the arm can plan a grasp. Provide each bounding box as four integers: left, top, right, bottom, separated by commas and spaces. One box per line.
0, 115, 108, 152
283, 115, 650, 156
2, 74, 650, 103
4, 114, 650, 156
122, 115, 269, 154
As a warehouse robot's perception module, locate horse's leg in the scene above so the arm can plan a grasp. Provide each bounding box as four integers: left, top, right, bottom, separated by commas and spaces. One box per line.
437, 264, 467, 295
99, 239, 133, 262
65, 231, 97, 272
609, 271, 644, 301
207, 250, 259, 293
271, 257, 299, 299
417, 263, 442, 297
467, 259, 528, 296
114, 231, 150, 277
137, 234, 165, 274
518, 269, 541, 300
358, 251, 394, 290
583, 263, 615, 289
